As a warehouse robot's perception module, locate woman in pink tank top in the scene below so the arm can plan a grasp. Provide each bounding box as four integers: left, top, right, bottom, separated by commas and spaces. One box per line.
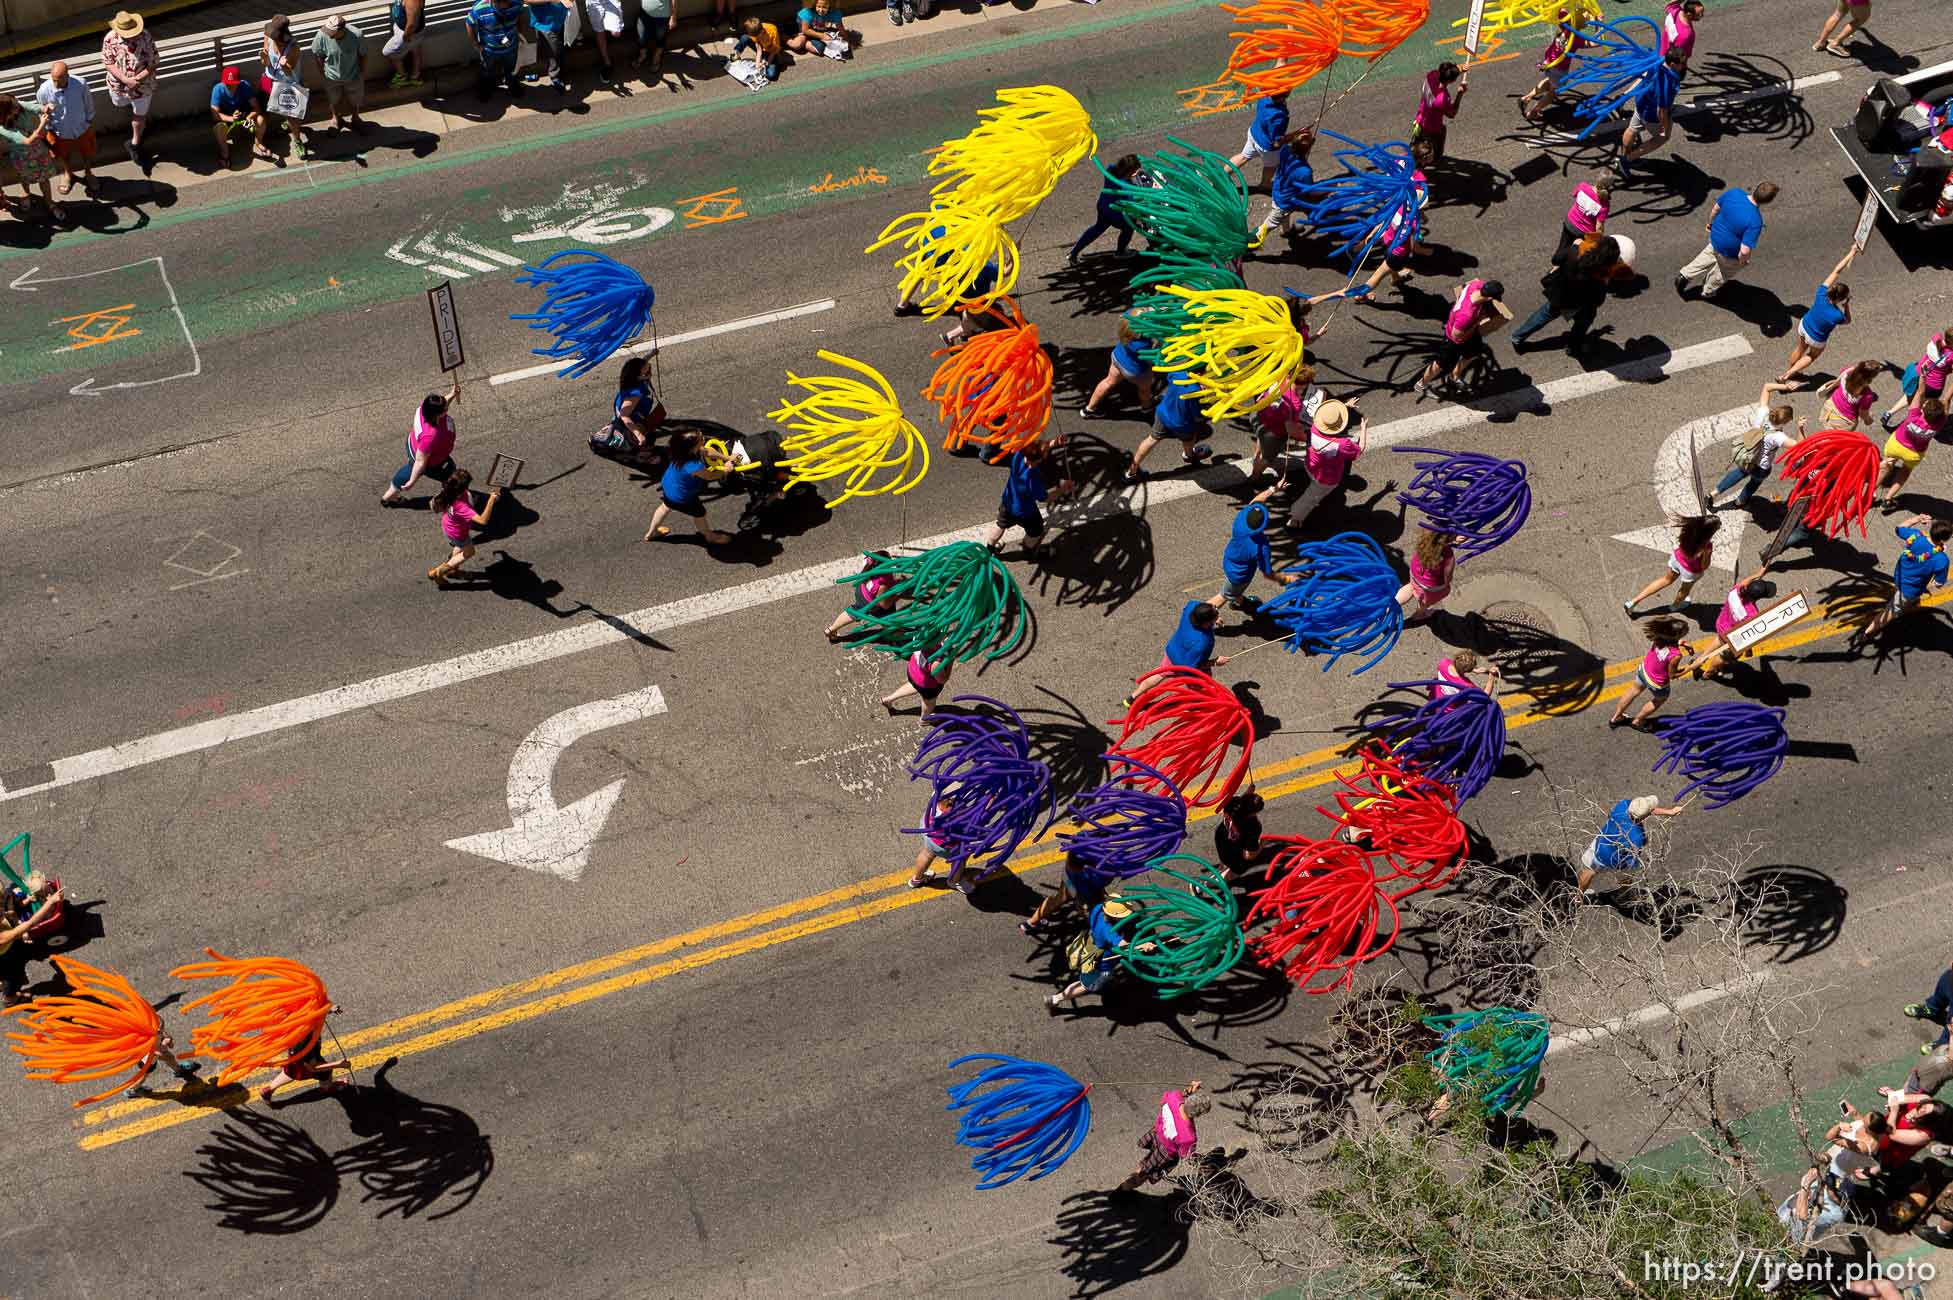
1397, 531, 1457, 623
881, 650, 951, 719
1817, 359, 1880, 431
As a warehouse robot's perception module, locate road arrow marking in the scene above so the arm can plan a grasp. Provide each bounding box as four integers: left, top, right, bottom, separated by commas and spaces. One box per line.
1610, 403, 1754, 573
386, 233, 469, 279
10, 258, 202, 397
445, 685, 668, 881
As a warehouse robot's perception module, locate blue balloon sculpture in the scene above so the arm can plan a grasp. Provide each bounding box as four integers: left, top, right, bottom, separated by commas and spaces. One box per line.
1378, 683, 1506, 801
946, 1053, 1092, 1189
1394, 449, 1533, 559
1291, 131, 1428, 269
1649, 701, 1788, 809
1561, 18, 1676, 141
1059, 755, 1190, 880
1259, 532, 1405, 674
510, 249, 655, 380
906, 696, 1057, 879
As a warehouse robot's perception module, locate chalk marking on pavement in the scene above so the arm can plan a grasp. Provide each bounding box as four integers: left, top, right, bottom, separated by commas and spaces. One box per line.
1545, 972, 1775, 1057
0, 332, 1749, 803
8, 258, 203, 398
76, 580, 1924, 1150
487, 299, 839, 385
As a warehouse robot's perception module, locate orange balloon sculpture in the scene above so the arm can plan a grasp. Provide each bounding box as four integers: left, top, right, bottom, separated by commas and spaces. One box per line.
4, 957, 163, 1106
922, 298, 1053, 455
1184, 0, 1430, 116
171, 949, 332, 1086
1336, 0, 1431, 58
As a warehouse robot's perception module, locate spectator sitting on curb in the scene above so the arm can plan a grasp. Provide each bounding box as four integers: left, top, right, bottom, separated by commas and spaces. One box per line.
210, 66, 271, 165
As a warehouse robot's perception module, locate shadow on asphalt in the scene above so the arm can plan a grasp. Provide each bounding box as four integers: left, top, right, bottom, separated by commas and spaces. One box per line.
1050, 1187, 1191, 1300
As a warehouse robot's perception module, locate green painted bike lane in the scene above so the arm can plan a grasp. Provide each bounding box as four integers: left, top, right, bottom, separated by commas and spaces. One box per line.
0, 1, 1598, 390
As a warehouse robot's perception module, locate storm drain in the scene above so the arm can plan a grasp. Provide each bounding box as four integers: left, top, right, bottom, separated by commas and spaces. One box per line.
1479, 600, 1556, 644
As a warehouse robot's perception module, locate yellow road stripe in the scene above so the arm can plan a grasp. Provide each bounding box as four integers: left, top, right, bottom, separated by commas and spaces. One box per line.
75, 579, 1946, 1147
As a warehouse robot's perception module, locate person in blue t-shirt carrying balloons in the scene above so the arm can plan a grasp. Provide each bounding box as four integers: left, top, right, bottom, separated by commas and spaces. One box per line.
1851, 514, 1952, 651
1576, 795, 1688, 900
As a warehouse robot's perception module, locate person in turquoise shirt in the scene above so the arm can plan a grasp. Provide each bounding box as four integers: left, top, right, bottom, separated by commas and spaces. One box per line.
524, 0, 569, 91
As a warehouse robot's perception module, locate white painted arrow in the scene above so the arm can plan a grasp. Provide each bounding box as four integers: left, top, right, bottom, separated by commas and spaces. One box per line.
1611, 403, 1754, 573
10, 257, 203, 397
386, 233, 469, 279
445, 685, 668, 881
511, 205, 675, 246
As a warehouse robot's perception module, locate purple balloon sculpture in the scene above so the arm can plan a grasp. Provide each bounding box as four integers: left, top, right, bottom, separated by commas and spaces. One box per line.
1058, 755, 1190, 880
1376, 683, 1506, 802
907, 695, 1057, 878
1649, 701, 1788, 809
1394, 448, 1532, 559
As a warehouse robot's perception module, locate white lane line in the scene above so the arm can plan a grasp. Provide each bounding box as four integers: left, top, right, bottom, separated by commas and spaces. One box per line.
1678, 69, 1843, 117
0, 333, 1747, 804
1545, 971, 1773, 1057
488, 299, 839, 385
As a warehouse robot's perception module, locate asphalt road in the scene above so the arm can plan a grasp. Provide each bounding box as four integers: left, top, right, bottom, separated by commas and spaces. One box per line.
7, 0, 1953, 1295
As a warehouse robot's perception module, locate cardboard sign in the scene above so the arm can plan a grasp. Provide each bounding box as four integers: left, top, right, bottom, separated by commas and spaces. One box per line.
1854, 191, 1880, 250
1726, 591, 1812, 652
428, 281, 465, 374
485, 453, 524, 490
1463, 0, 1488, 55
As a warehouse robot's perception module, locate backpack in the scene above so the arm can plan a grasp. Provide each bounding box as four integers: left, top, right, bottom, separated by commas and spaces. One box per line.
1065, 930, 1101, 976
1729, 420, 1770, 472
391, 0, 407, 27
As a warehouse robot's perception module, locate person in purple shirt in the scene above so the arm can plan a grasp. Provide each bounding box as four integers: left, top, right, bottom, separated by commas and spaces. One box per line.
1676, 182, 1778, 300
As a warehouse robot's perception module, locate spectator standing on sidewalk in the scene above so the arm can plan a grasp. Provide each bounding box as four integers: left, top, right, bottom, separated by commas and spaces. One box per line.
524, 0, 571, 92
635, 0, 674, 78
467, 0, 530, 100
101, 12, 158, 168
34, 63, 96, 197
385, 0, 427, 86
311, 16, 370, 133
0, 93, 64, 220
262, 16, 311, 158
1116, 1080, 1209, 1192
586, 0, 631, 81
1676, 182, 1777, 301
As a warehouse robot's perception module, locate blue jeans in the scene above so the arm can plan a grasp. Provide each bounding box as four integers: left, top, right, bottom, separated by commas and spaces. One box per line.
1923, 967, 1953, 1047
392, 437, 455, 492
730, 39, 779, 77
1777, 1191, 1844, 1246
1714, 463, 1767, 506
1510, 300, 1596, 347
1070, 212, 1133, 259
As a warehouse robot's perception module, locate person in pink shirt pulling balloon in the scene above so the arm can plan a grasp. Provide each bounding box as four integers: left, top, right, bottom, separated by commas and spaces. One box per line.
1397, 530, 1458, 624
1429, 648, 1501, 699
1116, 1079, 1210, 1192
1519, 6, 1591, 122
1816, 359, 1881, 431
1256, 397, 1366, 531
1609, 616, 1690, 730
1415, 278, 1508, 396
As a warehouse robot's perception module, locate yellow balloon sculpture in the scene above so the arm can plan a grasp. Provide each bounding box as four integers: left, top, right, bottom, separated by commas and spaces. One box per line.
772, 350, 931, 506
1152, 288, 1308, 422
1450, 0, 1598, 40
931, 85, 1100, 218
866, 204, 1021, 321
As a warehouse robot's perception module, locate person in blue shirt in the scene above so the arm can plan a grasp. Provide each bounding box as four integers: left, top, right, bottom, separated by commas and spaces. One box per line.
1853, 514, 1953, 648
1124, 371, 1212, 483
1248, 128, 1317, 252
523, 0, 570, 92
981, 440, 1073, 557
1676, 181, 1778, 300
466, 0, 529, 100
787, 0, 849, 59
1229, 90, 1290, 190
208, 66, 268, 164
1616, 52, 1685, 173
1123, 600, 1229, 707
642, 429, 732, 545
1778, 246, 1858, 385
1213, 502, 1299, 610
1576, 795, 1686, 898
1069, 154, 1144, 262
1046, 898, 1141, 1010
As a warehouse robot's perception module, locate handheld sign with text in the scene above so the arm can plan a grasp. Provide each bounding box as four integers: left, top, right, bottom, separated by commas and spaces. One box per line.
1726, 591, 1812, 653
428, 281, 466, 374
1854, 192, 1879, 251
485, 453, 525, 491
1462, 0, 1487, 56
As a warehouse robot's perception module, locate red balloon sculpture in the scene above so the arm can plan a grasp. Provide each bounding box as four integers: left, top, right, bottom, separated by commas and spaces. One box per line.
1777, 429, 1879, 540
1321, 746, 1466, 890
1107, 667, 1255, 810
1244, 837, 1417, 994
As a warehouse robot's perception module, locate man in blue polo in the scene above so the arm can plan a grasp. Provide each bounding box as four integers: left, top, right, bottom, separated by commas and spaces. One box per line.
1676, 180, 1778, 300
1575, 794, 1687, 898
466, 0, 528, 100
1852, 512, 1952, 649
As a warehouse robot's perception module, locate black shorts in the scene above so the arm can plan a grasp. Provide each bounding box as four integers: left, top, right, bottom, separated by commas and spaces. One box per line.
662, 494, 706, 518
1385, 247, 1413, 272
1435, 335, 1483, 370
914, 676, 945, 700
997, 505, 1046, 537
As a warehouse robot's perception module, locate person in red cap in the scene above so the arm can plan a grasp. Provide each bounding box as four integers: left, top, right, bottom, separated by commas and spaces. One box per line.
209, 65, 269, 164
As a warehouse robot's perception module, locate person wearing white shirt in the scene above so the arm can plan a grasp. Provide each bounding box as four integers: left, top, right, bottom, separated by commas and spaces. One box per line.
34, 62, 95, 195
1711, 385, 1804, 508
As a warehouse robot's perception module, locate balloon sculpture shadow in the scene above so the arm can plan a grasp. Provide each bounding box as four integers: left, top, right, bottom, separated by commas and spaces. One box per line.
1730, 864, 1848, 965
1677, 53, 1816, 148
331, 1062, 495, 1221
1016, 686, 1114, 801
1028, 506, 1156, 621
1050, 1188, 1192, 1300
1455, 610, 1606, 718
1039, 258, 1142, 320
185, 1108, 339, 1235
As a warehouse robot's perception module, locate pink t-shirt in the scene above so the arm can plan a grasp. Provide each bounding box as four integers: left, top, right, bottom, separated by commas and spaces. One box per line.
1413, 71, 1457, 135
1409, 548, 1454, 601
1672, 544, 1710, 580
1895, 405, 1943, 454
412, 408, 457, 465
1830, 384, 1876, 424
1445, 280, 1492, 343
1152, 1090, 1198, 1160
1920, 337, 1953, 392
1715, 585, 1758, 638
1256, 386, 1305, 440
1660, 3, 1695, 63
440, 497, 480, 543
1642, 643, 1685, 688
1430, 656, 1472, 698
1566, 181, 1607, 234
906, 652, 947, 692
857, 574, 891, 603
1304, 428, 1360, 485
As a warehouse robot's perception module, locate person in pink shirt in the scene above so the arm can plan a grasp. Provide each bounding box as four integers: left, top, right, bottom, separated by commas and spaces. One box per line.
881, 650, 951, 719
1248, 362, 1321, 483
1881, 328, 1953, 429
1256, 397, 1366, 531
1397, 530, 1457, 623
1410, 62, 1468, 160
1429, 648, 1500, 699
1519, 6, 1591, 122
427, 469, 503, 585
1609, 615, 1690, 729
1623, 513, 1720, 615
1116, 1079, 1209, 1191
1816, 359, 1880, 430
1688, 574, 1774, 678
1875, 396, 1948, 510
1556, 175, 1613, 263
826, 549, 896, 641
383, 377, 462, 505
1415, 278, 1507, 395
1659, 0, 1702, 71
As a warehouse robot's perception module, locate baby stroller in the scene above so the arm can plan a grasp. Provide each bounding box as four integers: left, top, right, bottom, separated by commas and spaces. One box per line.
727, 430, 818, 533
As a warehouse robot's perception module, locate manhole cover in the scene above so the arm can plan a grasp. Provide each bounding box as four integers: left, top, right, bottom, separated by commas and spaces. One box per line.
1479, 600, 1555, 641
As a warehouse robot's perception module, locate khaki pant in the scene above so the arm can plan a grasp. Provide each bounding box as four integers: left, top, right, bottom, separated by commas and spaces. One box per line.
1678, 243, 1741, 296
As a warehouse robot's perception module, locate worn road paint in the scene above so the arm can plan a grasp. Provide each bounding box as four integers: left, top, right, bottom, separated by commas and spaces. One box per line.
160, 529, 250, 591
0, 331, 1749, 800
1610, 404, 1755, 573
445, 685, 669, 880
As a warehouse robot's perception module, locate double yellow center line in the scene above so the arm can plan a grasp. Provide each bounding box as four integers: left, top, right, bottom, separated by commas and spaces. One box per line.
73, 582, 1934, 1150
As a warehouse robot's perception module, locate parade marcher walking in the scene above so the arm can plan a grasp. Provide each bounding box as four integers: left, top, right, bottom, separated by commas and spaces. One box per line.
1609, 616, 1691, 729
1410, 62, 1469, 162
1687, 573, 1775, 679
1213, 502, 1298, 610
1677, 182, 1777, 300
1248, 128, 1316, 251
642, 429, 732, 545
981, 441, 1071, 558
1575, 795, 1685, 896
1116, 1080, 1209, 1191
1875, 398, 1948, 510
1519, 5, 1590, 122
1777, 246, 1857, 385
1510, 235, 1621, 356
1081, 319, 1158, 420
1617, 51, 1685, 171
1259, 397, 1365, 530
427, 470, 502, 585
1069, 154, 1143, 261
1554, 174, 1612, 263
1623, 513, 1720, 615
881, 650, 952, 719
1396, 530, 1457, 623
1817, 359, 1881, 431
1228, 89, 1290, 190
1711, 388, 1804, 508
1882, 328, 1953, 430
1046, 899, 1142, 1011
1850, 514, 1951, 650
382, 378, 461, 505
1125, 371, 1212, 482
1415, 278, 1507, 395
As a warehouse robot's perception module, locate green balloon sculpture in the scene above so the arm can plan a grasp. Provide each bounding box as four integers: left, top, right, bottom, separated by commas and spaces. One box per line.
1422, 1007, 1550, 1116
835, 541, 1031, 666
1110, 854, 1243, 998
1103, 137, 1252, 268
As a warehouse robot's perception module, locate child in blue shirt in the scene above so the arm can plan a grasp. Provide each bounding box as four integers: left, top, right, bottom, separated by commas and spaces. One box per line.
642, 429, 732, 545
1853, 514, 1953, 648
1124, 372, 1212, 483
1069, 154, 1144, 261
1230, 91, 1290, 189
1778, 246, 1857, 385
1249, 128, 1316, 250
787, 0, 849, 59
981, 440, 1073, 557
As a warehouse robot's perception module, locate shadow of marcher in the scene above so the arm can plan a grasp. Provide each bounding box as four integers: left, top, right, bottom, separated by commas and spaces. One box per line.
467, 489, 539, 545
1731, 864, 1848, 964
1675, 53, 1815, 149
1606, 155, 1722, 224
1453, 612, 1606, 717
476, 551, 588, 617
1424, 154, 1513, 216
1606, 876, 1711, 943
1701, 279, 1794, 339
1040, 256, 1139, 319
185, 1108, 339, 1234
1029, 507, 1156, 619
1051, 1188, 1192, 1300
1018, 685, 1112, 800
327, 1059, 494, 1221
